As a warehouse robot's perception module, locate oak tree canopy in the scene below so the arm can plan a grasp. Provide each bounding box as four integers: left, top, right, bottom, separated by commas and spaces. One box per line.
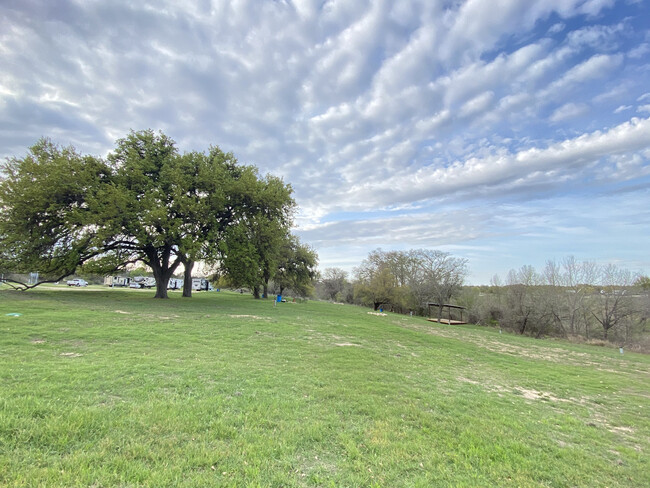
0, 130, 304, 298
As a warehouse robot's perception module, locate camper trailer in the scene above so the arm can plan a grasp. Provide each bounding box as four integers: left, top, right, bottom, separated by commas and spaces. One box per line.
104, 276, 130, 287
166, 278, 213, 291
167, 278, 183, 290
192, 278, 213, 291
130, 276, 156, 289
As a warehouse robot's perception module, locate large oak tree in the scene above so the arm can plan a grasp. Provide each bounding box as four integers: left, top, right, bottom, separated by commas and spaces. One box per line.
0, 130, 295, 299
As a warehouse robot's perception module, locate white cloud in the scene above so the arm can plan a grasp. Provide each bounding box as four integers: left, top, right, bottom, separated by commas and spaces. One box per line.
339, 117, 650, 210
592, 84, 632, 103
549, 102, 589, 122
438, 0, 591, 64
565, 22, 625, 51
459, 91, 495, 118
628, 42, 650, 59
298, 208, 488, 250
578, 0, 616, 16
547, 53, 624, 93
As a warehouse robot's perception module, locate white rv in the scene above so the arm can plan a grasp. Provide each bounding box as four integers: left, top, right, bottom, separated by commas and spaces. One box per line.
192, 278, 213, 291
104, 276, 130, 287
167, 278, 183, 290
131, 276, 156, 289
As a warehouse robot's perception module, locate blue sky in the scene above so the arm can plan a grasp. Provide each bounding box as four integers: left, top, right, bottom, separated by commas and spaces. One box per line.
1, 0, 649, 283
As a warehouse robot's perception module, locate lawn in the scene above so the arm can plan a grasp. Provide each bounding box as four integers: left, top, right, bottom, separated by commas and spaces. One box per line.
1, 287, 648, 487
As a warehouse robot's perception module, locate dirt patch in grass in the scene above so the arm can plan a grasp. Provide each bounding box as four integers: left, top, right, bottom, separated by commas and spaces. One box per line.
60, 352, 83, 358
587, 411, 637, 437
457, 376, 480, 385
335, 343, 362, 347
516, 387, 563, 402
229, 314, 265, 320
114, 310, 131, 314
457, 376, 589, 406
146, 314, 180, 320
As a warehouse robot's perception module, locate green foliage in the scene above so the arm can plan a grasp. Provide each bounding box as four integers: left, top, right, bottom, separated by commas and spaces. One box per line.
0, 139, 110, 284
0, 131, 298, 298
218, 222, 262, 290
273, 236, 318, 297
126, 266, 152, 277
355, 266, 399, 310
217, 172, 296, 297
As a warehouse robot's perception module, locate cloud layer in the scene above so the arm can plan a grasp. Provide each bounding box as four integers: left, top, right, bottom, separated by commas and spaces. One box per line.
1, 0, 649, 282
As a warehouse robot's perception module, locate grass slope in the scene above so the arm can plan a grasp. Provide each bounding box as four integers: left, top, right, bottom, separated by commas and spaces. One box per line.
1, 288, 648, 487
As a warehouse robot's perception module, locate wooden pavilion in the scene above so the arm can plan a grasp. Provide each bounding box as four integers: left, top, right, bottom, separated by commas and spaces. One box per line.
427, 303, 468, 325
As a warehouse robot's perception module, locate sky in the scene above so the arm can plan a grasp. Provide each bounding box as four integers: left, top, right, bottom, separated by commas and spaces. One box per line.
1, 0, 649, 284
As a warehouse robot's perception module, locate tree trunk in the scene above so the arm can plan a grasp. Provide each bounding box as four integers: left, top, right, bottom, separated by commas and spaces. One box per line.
554, 313, 567, 338
148, 246, 181, 299
150, 261, 174, 299
253, 285, 260, 299
519, 316, 528, 335
154, 277, 169, 299
263, 282, 268, 299
183, 260, 194, 298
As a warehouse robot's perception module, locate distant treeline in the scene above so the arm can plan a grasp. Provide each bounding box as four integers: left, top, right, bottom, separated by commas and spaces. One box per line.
314, 252, 650, 351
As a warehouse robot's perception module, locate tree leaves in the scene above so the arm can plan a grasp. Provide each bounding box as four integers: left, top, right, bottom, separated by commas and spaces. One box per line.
0, 130, 303, 296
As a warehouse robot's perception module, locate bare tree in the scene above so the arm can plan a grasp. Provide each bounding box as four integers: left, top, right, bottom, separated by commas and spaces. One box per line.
591, 264, 637, 341
320, 267, 349, 301
636, 276, 650, 325
410, 250, 469, 323
503, 265, 542, 335
542, 257, 597, 337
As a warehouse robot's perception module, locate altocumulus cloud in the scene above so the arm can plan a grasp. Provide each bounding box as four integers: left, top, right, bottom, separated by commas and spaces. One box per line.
0, 0, 649, 282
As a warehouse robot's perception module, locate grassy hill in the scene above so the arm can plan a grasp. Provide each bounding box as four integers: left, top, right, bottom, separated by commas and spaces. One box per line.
1, 287, 648, 487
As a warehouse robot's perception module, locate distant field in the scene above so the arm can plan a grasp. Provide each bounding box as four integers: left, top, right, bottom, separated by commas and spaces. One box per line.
1, 287, 648, 487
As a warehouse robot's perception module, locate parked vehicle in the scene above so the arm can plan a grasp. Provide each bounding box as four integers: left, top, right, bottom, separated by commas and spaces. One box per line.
131, 276, 156, 289
67, 278, 88, 287
167, 278, 183, 290
192, 278, 213, 291
166, 278, 213, 291
104, 276, 130, 287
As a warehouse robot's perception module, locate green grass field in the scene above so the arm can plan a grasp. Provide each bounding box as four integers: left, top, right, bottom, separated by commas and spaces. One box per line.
1, 287, 648, 487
